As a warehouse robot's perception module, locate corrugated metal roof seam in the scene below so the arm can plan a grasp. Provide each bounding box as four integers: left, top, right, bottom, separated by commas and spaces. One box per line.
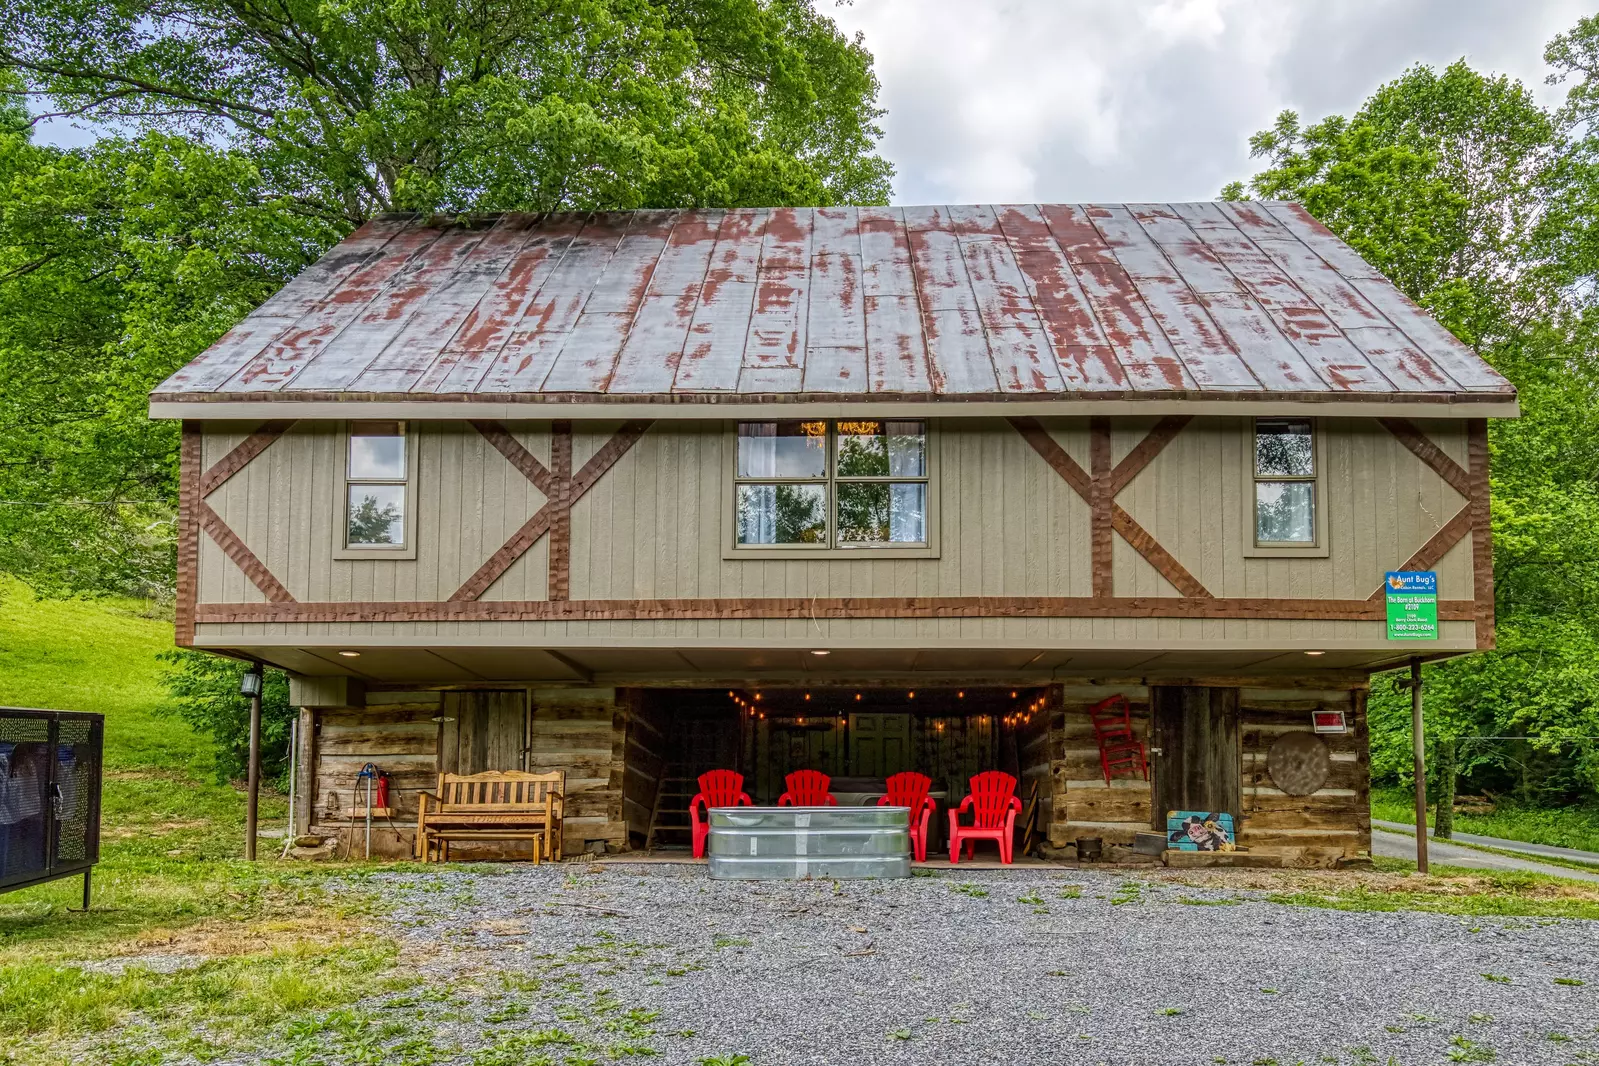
154, 204, 1514, 403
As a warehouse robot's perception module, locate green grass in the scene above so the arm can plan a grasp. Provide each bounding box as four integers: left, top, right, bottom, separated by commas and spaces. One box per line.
1372, 786, 1599, 855
0, 583, 412, 1064
1268, 860, 1599, 920
0, 577, 198, 774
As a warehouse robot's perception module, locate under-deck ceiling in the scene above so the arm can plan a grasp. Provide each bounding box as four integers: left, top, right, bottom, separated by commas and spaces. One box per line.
212, 642, 1453, 685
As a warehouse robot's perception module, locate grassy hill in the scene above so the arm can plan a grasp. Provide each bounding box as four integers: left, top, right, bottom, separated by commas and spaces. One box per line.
0, 578, 204, 774
0, 578, 285, 872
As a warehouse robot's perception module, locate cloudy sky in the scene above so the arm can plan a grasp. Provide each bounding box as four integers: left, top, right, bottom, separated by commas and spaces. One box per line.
829, 0, 1593, 205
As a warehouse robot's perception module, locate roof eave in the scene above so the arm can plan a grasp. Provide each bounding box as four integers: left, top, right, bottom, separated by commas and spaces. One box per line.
149, 389, 1521, 421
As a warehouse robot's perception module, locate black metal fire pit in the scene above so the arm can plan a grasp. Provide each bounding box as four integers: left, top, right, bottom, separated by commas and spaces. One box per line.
0, 708, 104, 909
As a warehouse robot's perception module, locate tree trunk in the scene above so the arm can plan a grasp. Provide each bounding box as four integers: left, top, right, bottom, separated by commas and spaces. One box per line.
1434, 736, 1456, 840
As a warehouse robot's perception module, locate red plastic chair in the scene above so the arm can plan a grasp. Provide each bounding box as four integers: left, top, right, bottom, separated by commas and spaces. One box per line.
876, 771, 936, 862
689, 769, 752, 858
776, 770, 837, 807
948, 771, 1022, 864
1088, 694, 1148, 785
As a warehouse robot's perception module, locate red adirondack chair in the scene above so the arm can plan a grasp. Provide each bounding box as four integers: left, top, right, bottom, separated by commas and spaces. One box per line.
776, 769, 837, 807
1088, 694, 1148, 785
876, 771, 936, 862
948, 771, 1023, 864
688, 769, 752, 858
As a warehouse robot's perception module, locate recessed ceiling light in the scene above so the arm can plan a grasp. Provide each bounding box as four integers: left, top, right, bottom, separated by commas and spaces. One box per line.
811, 649, 830, 656
1304, 650, 1326, 656
338, 650, 361, 658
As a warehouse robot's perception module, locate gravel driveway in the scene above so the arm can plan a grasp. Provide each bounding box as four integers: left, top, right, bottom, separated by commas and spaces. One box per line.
306, 863, 1598, 1066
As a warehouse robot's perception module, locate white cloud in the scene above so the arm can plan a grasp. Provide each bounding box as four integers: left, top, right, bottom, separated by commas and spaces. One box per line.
831, 0, 1593, 205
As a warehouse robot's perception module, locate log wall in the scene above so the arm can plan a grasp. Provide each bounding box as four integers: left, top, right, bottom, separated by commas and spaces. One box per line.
1046, 681, 1370, 865
1049, 684, 1153, 847
301, 686, 631, 858
1238, 688, 1370, 859
528, 687, 627, 855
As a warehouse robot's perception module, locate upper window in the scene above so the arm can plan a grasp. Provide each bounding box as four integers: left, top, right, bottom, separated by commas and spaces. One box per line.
346, 421, 408, 548
1253, 418, 1315, 545
734, 420, 928, 548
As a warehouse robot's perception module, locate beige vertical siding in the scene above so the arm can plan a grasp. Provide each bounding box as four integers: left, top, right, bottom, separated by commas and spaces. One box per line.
198, 416, 1473, 649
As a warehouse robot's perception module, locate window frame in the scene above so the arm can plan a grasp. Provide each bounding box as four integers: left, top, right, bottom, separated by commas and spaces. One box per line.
1241, 417, 1328, 559
334, 420, 420, 560
723, 419, 939, 560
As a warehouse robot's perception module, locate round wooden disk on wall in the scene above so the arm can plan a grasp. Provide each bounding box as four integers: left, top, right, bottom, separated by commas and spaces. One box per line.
1268, 731, 1331, 796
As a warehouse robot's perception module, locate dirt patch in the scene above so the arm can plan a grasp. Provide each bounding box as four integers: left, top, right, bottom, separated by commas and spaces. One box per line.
103, 819, 213, 839
113, 913, 375, 960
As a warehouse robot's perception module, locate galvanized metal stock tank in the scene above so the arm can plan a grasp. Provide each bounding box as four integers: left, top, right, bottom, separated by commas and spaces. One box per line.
707, 806, 912, 880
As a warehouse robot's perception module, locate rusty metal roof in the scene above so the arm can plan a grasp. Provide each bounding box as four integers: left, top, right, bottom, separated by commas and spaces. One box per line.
152, 203, 1514, 408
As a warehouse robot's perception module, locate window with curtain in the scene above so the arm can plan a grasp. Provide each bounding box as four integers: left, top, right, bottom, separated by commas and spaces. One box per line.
734, 420, 929, 548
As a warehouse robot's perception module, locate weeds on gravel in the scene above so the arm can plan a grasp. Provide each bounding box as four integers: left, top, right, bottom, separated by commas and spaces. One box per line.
1447, 1034, 1497, 1061
1111, 882, 1144, 906
952, 883, 988, 898
1176, 895, 1242, 906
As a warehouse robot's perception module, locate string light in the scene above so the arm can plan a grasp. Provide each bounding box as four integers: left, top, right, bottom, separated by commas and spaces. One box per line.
907, 690, 915, 699
957, 690, 965, 699
754, 693, 762, 701
804, 692, 811, 701
855, 693, 862, 701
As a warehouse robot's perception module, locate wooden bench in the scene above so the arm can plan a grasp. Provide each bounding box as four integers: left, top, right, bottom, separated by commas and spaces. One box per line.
415, 770, 565, 863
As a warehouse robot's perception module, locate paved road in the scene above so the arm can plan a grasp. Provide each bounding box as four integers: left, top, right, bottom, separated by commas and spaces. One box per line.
1373, 818, 1599, 864
1371, 826, 1599, 882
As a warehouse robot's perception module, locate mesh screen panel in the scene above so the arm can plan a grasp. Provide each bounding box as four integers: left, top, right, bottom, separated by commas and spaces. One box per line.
0, 716, 51, 886
54, 718, 99, 865
1, 711, 102, 890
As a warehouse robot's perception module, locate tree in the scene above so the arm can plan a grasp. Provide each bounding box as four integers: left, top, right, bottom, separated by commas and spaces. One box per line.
1222, 60, 1557, 345
0, 0, 893, 223
1225, 43, 1599, 809
0, 123, 339, 595
160, 649, 294, 785
347, 494, 402, 545
0, 1, 893, 597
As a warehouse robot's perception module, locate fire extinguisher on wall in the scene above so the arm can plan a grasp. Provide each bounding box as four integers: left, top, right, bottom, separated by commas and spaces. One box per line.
375, 770, 391, 811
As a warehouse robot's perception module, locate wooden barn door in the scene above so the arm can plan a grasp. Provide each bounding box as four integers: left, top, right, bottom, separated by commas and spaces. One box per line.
439, 691, 528, 775
1150, 686, 1240, 827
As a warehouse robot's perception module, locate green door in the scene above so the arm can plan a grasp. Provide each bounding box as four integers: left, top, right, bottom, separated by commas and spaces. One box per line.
849, 714, 913, 778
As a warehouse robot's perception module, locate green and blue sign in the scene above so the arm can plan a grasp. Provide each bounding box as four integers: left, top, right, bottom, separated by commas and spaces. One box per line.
1385, 570, 1437, 640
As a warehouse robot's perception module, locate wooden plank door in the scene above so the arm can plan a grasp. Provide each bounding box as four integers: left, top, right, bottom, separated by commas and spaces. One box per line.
1150, 686, 1240, 827
439, 691, 528, 774
849, 714, 912, 777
